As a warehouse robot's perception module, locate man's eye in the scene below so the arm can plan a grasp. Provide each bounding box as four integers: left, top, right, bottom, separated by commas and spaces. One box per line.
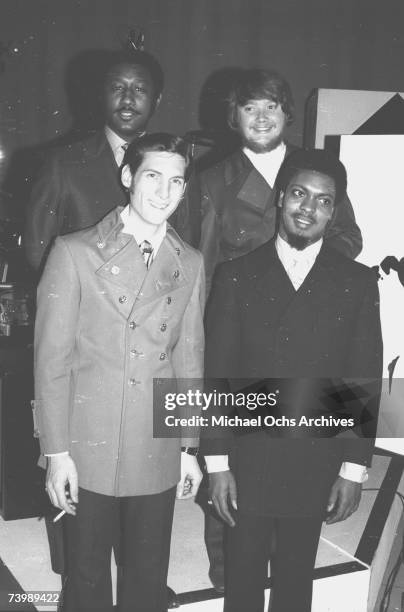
145, 172, 158, 179
319, 198, 332, 207
135, 86, 146, 93
243, 106, 253, 112
172, 178, 184, 186
292, 189, 304, 197
267, 103, 277, 110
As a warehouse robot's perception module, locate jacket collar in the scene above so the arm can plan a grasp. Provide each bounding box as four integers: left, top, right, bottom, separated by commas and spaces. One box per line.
250, 238, 342, 304
80, 130, 114, 159
94, 207, 190, 311
222, 143, 295, 212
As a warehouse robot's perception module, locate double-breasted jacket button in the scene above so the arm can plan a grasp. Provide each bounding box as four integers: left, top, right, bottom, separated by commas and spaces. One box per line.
129, 378, 140, 386
173, 270, 180, 279
129, 321, 137, 330
159, 352, 167, 360
166, 296, 172, 304
111, 265, 120, 275
119, 295, 127, 304
160, 323, 167, 332
96, 240, 105, 249
175, 247, 181, 255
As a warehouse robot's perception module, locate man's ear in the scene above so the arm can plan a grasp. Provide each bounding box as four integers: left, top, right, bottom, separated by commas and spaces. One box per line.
121, 164, 133, 190
153, 94, 162, 112
277, 190, 284, 208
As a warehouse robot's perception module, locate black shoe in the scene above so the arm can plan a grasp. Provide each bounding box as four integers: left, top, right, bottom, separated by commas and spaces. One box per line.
167, 586, 180, 609
208, 571, 225, 595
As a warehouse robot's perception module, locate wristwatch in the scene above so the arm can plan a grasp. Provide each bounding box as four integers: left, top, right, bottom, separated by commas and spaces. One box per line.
181, 446, 199, 456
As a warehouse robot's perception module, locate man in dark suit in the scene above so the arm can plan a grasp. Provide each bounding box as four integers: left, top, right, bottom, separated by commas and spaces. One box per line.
25, 45, 164, 274
34, 134, 204, 612
185, 69, 362, 293
191, 68, 363, 592
202, 149, 382, 611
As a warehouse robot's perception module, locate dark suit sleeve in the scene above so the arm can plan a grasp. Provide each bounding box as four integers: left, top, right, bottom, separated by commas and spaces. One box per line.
24, 154, 65, 273
342, 272, 383, 465
201, 263, 241, 456
325, 192, 362, 259
199, 175, 222, 297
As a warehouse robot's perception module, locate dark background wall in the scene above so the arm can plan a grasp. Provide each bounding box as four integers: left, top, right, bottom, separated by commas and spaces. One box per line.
0, 0, 404, 219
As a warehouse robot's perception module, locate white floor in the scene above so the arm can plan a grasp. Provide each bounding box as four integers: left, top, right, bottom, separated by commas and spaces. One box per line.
0, 454, 402, 611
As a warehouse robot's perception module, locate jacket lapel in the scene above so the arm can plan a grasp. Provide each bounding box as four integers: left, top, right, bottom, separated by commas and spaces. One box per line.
248, 241, 340, 324
134, 230, 189, 309
95, 234, 149, 300
94, 212, 189, 311
85, 131, 127, 196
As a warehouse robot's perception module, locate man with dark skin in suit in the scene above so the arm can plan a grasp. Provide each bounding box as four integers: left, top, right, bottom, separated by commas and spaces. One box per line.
203, 149, 382, 611
25, 45, 163, 274
187, 69, 363, 593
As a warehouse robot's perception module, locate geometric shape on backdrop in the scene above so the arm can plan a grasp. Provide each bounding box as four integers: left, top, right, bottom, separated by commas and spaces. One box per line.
304, 89, 404, 148
354, 94, 404, 134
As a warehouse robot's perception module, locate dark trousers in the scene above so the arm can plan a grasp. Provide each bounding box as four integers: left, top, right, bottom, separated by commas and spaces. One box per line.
224, 514, 323, 612
62, 486, 176, 612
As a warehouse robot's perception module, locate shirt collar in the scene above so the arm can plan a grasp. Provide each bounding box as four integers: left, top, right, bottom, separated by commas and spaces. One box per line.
275, 233, 323, 267
120, 205, 167, 255
104, 125, 128, 159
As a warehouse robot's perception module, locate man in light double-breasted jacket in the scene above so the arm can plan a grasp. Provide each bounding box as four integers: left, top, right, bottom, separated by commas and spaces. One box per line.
33, 133, 205, 612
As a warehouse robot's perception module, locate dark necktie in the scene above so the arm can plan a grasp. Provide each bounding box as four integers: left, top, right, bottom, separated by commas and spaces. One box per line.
117, 142, 129, 167
139, 240, 154, 269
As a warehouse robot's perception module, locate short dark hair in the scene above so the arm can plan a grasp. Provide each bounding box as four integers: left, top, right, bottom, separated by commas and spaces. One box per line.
227, 69, 294, 130
104, 48, 164, 99
122, 133, 193, 181
275, 148, 348, 204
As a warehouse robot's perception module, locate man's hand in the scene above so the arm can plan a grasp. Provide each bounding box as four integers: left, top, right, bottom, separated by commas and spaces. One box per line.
46, 454, 78, 515
325, 476, 362, 524
176, 453, 203, 500
209, 470, 237, 527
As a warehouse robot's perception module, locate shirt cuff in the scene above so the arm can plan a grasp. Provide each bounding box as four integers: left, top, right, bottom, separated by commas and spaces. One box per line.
205, 455, 229, 473
44, 451, 69, 457
339, 462, 368, 483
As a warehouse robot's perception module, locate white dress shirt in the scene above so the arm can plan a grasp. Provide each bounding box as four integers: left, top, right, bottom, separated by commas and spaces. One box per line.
104, 126, 129, 166
205, 234, 368, 483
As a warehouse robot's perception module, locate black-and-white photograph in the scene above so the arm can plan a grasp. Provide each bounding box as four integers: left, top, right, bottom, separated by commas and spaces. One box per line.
0, 1, 403, 611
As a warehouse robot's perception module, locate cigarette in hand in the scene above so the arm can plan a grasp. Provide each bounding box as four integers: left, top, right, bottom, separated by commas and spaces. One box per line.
53, 510, 66, 523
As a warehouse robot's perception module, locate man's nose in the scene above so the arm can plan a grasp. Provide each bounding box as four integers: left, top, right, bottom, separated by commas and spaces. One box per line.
157, 180, 170, 200
300, 196, 317, 213
121, 86, 135, 104
256, 108, 269, 122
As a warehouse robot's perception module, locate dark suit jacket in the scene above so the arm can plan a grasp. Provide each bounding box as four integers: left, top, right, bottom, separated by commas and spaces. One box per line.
24, 131, 126, 272
203, 240, 382, 517
195, 145, 362, 293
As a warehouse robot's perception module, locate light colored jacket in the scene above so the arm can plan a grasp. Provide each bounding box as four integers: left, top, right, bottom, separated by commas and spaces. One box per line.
33, 207, 205, 496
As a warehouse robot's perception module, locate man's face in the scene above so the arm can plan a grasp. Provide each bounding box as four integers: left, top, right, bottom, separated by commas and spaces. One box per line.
236, 98, 288, 153
278, 169, 336, 249
104, 63, 160, 141
121, 151, 186, 228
